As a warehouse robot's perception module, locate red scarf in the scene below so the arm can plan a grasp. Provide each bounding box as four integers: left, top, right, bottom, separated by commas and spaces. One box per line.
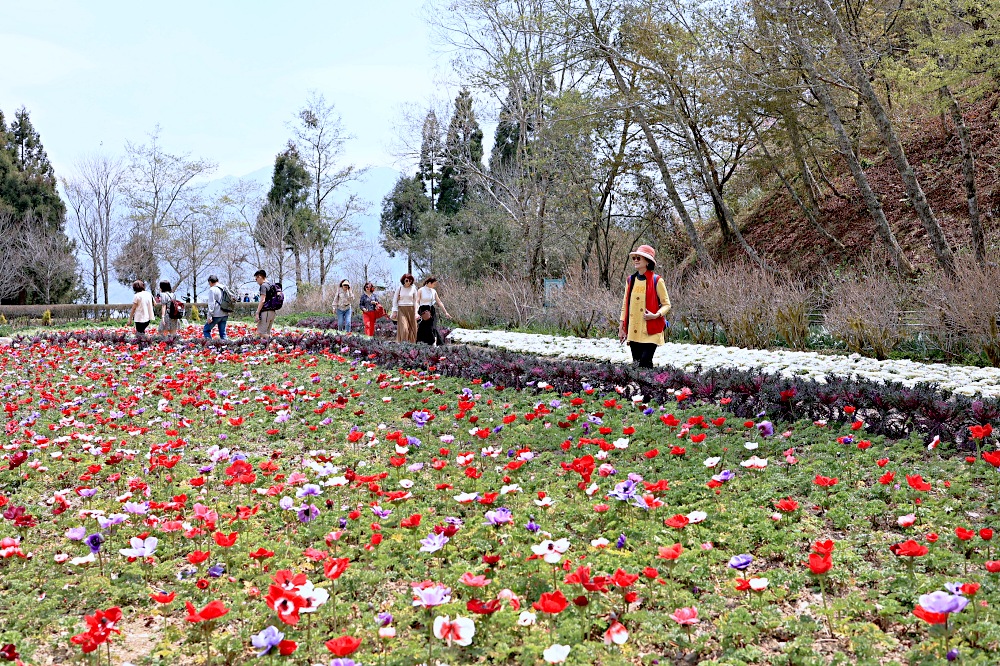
625, 271, 665, 335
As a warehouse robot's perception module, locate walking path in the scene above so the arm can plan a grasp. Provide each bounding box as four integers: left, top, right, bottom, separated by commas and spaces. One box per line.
448, 329, 1000, 398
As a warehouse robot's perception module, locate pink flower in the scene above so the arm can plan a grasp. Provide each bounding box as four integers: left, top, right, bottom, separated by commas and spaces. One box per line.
897, 514, 916, 528
458, 572, 491, 587
603, 621, 628, 645
670, 607, 700, 625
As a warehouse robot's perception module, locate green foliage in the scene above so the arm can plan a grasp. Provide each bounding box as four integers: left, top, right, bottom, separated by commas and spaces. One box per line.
379, 174, 431, 270
189, 303, 200, 322
40, 309, 51, 326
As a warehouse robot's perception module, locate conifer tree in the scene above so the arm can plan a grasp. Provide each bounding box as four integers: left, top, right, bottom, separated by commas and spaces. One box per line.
438, 89, 484, 216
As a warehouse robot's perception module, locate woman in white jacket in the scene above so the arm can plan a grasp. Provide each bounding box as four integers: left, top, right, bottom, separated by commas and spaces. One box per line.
391, 274, 418, 342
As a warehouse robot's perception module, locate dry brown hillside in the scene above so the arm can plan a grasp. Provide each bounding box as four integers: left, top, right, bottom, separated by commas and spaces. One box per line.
730, 94, 1000, 275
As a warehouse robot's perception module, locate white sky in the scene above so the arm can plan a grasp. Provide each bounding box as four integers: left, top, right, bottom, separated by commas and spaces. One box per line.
0, 0, 456, 180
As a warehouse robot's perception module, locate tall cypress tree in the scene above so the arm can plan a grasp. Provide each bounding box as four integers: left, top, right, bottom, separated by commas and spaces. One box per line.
438, 89, 484, 216
0, 106, 78, 303
417, 111, 444, 210
258, 143, 315, 288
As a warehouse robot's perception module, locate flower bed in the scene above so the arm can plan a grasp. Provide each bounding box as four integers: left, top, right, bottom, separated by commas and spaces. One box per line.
450, 328, 1000, 398
1, 325, 1000, 664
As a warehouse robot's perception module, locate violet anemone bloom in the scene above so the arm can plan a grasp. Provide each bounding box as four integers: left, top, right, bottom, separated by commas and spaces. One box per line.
919, 590, 969, 615
420, 532, 450, 553
251, 625, 284, 656
298, 504, 320, 523
119, 536, 158, 558
65, 527, 87, 541
728, 554, 754, 570
608, 480, 638, 502
756, 421, 774, 438
85, 533, 104, 554
712, 470, 735, 483
484, 508, 513, 526
411, 411, 431, 427
377, 612, 394, 627
412, 584, 452, 608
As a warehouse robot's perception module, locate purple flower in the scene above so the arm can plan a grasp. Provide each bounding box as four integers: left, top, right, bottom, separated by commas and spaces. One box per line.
297, 504, 320, 523
377, 612, 394, 627
371, 506, 392, 519
77, 488, 98, 498
919, 590, 969, 615
757, 421, 774, 438
419, 532, 449, 553
296, 484, 322, 498
484, 508, 513, 526
728, 554, 753, 570
616, 534, 627, 549
251, 625, 284, 656
330, 659, 358, 666
525, 518, 541, 533
85, 533, 104, 554
608, 479, 637, 501
643, 407, 654, 415
207, 563, 226, 578
411, 411, 431, 427
713, 470, 735, 483
411, 584, 451, 607
66, 527, 87, 541
947, 648, 959, 661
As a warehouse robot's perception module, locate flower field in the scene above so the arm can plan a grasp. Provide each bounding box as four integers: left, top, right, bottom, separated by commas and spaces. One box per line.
2, 325, 1000, 665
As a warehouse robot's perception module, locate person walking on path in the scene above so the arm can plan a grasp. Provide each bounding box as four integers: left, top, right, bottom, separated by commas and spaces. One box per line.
158, 280, 181, 335
619, 245, 671, 369
203, 275, 228, 339
359, 282, 383, 337
128, 280, 155, 336
254, 270, 278, 337
416, 276, 452, 337
391, 273, 418, 343
333, 279, 355, 332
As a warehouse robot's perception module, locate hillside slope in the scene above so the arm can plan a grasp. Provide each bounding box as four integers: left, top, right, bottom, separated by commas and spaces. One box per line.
732, 95, 1000, 275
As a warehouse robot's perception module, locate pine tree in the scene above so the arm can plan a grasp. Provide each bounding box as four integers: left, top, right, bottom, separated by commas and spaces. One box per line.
417, 111, 444, 210
380, 174, 430, 274
438, 89, 484, 216
488, 91, 522, 174
259, 143, 316, 287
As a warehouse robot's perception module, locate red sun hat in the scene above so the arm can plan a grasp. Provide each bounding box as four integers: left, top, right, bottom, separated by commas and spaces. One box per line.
630, 245, 656, 265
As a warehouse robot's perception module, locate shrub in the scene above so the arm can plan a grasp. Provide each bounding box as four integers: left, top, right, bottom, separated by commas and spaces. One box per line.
774, 278, 814, 350
548, 267, 620, 338
189, 304, 201, 322
920, 260, 1000, 365
0, 313, 6, 326
823, 271, 908, 360
41, 310, 52, 326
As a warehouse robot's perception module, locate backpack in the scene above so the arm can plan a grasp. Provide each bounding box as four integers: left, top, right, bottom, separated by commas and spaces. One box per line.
218, 284, 238, 313
262, 282, 284, 312
166, 293, 185, 320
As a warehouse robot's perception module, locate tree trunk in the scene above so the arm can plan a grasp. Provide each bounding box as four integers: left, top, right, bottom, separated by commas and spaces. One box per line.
750, 122, 847, 251
789, 24, 914, 274
293, 249, 302, 288
943, 88, 984, 264
816, 0, 954, 274
583, 0, 712, 268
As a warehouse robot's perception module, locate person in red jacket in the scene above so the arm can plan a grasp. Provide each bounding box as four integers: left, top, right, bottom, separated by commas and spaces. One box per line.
618, 245, 671, 368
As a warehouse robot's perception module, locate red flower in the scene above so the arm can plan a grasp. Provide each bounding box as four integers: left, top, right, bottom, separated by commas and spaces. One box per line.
277, 640, 297, 655
249, 548, 275, 560
912, 605, 948, 625
878, 471, 895, 485
643, 449, 659, 459
265, 585, 306, 625
656, 543, 684, 560
466, 598, 502, 614
325, 635, 362, 656
734, 578, 751, 591
812, 540, 835, 556
532, 590, 569, 614
813, 475, 838, 488
660, 414, 680, 427
962, 582, 981, 597
969, 424, 993, 440
985, 561, 1000, 573
876, 458, 889, 467
890, 540, 929, 557
184, 600, 229, 623
690, 433, 706, 444
807, 553, 832, 575
669, 446, 686, 456
956, 527, 976, 541
150, 591, 175, 604
213, 531, 238, 547
664, 514, 689, 529
610, 568, 639, 588
774, 497, 799, 512
905, 475, 931, 492
187, 550, 211, 565
981, 528, 994, 541
983, 451, 1000, 468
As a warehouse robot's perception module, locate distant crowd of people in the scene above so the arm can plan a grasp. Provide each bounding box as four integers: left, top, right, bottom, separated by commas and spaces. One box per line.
126, 270, 452, 347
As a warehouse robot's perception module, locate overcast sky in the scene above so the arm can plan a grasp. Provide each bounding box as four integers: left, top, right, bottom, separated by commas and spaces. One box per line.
0, 0, 456, 180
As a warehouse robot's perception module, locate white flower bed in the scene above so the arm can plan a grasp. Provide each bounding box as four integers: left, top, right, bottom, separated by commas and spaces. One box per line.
449, 329, 1000, 398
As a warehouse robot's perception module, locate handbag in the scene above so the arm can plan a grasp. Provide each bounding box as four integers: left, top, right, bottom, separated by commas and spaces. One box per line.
373, 303, 386, 319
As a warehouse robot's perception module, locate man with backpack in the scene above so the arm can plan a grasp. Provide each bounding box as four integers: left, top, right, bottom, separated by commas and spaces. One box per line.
204, 274, 235, 339
254, 269, 283, 337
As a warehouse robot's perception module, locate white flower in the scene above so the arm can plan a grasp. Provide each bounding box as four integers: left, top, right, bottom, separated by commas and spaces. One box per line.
744, 442, 758, 450
433, 615, 475, 647
584, 483, 599, 496
613, 438, 629, 449
534, 497, 555, 507
740, 456, 768, 469
399, 479, 414, 489
686, 511, 707, 524
517, 611, 537, 626
543, 644, 571, 663
500, 484, 522, 495
749, 577, 769, 591
703, 457, 720, 468
591, 537, 609, 548
70, 553, 96, 566
531, 539, 570, 563
119, 536, 158, 558
453, 492, 479, 503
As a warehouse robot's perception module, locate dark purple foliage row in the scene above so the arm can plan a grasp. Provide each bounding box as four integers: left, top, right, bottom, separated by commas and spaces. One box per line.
18, 328, 997, 450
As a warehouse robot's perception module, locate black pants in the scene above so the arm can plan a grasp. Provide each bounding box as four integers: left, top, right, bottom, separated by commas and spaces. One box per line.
135, 321, 150, 334
629, 341, 657, 368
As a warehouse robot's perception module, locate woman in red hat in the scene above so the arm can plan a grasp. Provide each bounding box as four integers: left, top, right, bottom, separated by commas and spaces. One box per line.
619, 245, 671, 368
